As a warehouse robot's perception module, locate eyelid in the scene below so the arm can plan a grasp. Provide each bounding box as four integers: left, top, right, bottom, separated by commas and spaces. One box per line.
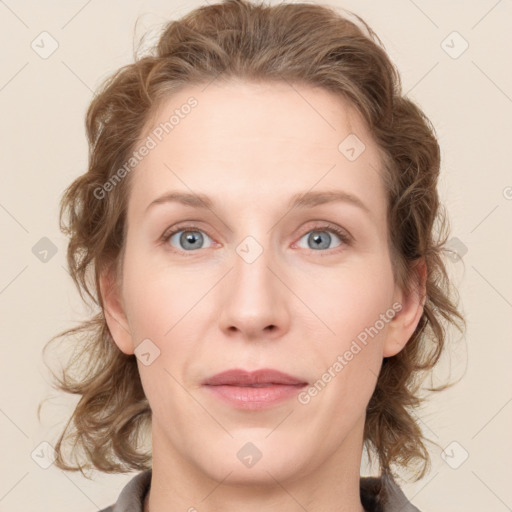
292, 221, 353, 251
160, 222, 216, 249
159, 221, 353, 254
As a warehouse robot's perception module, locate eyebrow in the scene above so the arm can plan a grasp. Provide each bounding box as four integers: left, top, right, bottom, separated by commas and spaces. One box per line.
145, 190, 370, 214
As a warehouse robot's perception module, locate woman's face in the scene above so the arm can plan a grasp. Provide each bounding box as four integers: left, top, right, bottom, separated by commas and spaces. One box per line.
102, 79, 423, 485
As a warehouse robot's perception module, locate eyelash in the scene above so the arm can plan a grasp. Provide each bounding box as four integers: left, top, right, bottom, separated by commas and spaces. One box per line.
159, 222, 352, 256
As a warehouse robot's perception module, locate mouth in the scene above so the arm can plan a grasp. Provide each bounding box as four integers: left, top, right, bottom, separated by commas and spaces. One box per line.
202, 368, 308, 410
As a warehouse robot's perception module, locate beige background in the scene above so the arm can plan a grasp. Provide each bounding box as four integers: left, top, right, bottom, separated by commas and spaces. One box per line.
1, 1, 511, 510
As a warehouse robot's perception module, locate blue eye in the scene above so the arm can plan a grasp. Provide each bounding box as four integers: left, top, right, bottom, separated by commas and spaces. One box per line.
296, 227, 349, 251
163, 227, 214, 251
160, 222, 352, 255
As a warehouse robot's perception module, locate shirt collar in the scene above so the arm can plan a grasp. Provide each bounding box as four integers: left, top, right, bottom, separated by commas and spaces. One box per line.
105, 469, 421, 512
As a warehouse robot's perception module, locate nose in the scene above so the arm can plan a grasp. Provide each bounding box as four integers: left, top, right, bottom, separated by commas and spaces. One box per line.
217, 238, 290, 341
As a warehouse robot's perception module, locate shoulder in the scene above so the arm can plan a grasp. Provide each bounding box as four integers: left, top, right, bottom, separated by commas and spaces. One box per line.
98, 470, 152, 512
360, 473, 421, 512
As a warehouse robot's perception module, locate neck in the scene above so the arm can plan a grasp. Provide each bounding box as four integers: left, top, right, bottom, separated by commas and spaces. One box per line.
146, 416, 368, 512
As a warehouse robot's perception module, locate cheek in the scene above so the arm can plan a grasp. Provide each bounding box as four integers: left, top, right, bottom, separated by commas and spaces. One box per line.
121, 249, 198, 339
299, 256, 394, 410
299, 275, 391, 438
122, 240, 395, 347
305, 258, 395, 339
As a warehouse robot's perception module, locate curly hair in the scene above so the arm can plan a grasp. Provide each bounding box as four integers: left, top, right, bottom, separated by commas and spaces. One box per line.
40, 0, 465, 482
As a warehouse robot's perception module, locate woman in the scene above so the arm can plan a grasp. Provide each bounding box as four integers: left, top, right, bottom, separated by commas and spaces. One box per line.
42, 1, 464, 511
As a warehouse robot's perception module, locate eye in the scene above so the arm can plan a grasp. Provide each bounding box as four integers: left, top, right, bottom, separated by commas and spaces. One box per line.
160, 222, 352, 255
295, 223, 352, 252
162, 225, 214, 252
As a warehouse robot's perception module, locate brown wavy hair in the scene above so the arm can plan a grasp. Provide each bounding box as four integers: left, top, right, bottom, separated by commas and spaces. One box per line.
40, 0, 465, 482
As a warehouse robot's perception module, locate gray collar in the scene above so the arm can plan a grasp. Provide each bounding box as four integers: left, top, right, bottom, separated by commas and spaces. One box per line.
100, 469, 420, 512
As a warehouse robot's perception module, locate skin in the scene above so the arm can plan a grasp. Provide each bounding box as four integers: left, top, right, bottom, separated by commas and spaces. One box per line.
100, 79, 426, 512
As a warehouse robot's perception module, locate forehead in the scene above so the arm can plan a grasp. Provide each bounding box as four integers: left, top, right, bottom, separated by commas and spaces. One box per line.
127, 79, 386, 221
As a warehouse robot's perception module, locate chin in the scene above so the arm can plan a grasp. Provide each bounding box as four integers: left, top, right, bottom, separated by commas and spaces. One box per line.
188, 433, 315, 486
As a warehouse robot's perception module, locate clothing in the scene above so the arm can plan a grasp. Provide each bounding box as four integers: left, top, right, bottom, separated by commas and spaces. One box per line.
99, 469, 421, 512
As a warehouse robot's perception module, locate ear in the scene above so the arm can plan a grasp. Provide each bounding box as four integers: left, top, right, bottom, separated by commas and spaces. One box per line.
99, 266, 135, 355
383, 259, 427, 358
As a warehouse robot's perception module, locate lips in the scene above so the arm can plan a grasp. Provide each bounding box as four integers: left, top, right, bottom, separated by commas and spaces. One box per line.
202, 369, 308, 410
202, 368, 307, 387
